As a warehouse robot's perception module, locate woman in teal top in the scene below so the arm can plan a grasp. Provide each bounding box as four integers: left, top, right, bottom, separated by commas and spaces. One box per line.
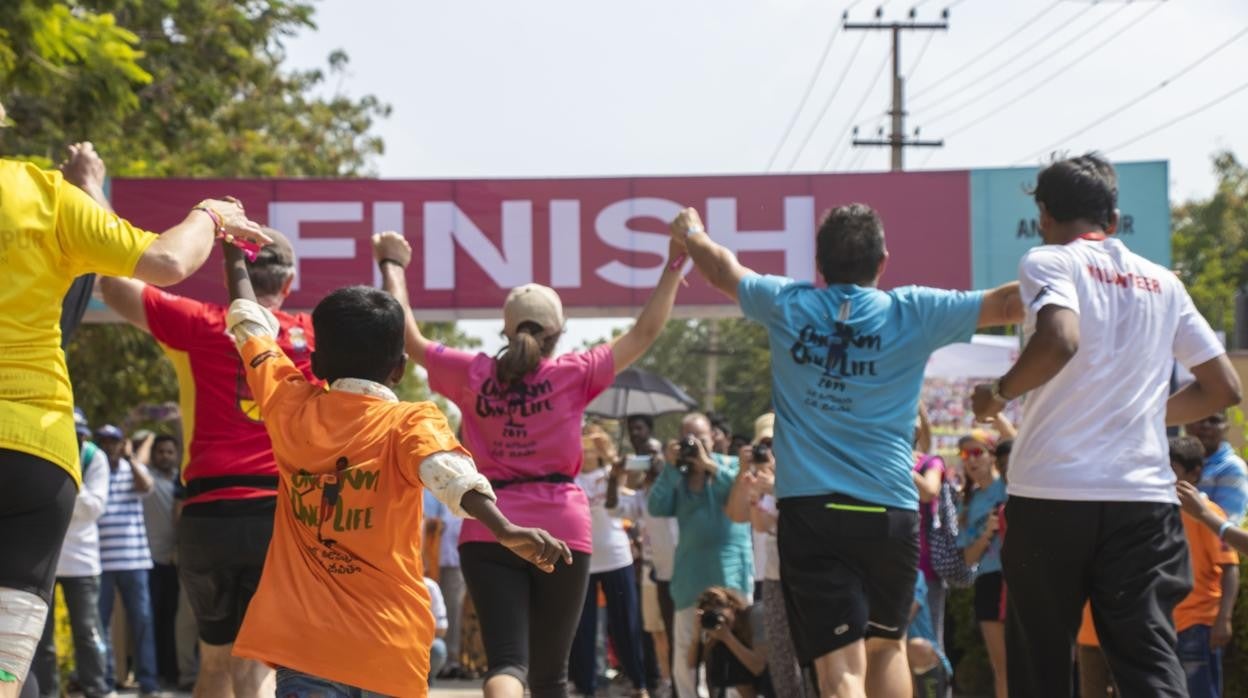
646, 414, 753, 698
956, 430, 1009, 698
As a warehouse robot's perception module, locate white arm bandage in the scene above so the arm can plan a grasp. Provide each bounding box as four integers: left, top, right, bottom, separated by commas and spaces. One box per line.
420, 451, 496, 519
225, 299, 279, 349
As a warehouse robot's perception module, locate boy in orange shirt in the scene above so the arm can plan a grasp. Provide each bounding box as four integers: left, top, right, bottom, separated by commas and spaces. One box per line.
217, 244, 572, 697
1169, 436, 1238, 698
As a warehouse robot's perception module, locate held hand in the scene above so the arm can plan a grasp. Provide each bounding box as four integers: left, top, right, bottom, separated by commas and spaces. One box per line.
372, 231, 412, 268
60, 142, 106, 191
692, 437, 717, 475
198, 198, 272, 247
755, 466, 776, 494
664, 439, 682, 465
1212, 616, 1233, 649
669, 207, 706, 244
971, 383, 1005, 422
497, 525, 573, 574
1176, 481, 1210, 519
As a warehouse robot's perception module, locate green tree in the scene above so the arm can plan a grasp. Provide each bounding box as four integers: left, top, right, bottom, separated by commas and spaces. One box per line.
591, 318, 773, 442
2, 0, 389, 177
1172, 151, 1248, 340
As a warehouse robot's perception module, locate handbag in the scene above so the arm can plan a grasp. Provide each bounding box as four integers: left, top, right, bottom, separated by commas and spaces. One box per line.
927, 478, 977, 588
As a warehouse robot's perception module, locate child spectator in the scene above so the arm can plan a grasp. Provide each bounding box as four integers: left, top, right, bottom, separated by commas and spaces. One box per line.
219, 245, 570, 696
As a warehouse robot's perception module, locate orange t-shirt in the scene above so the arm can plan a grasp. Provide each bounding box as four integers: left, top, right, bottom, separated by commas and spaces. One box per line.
1175, 500, 1239, 632
1078, 499, 1238, 645
231, 336, 466, 697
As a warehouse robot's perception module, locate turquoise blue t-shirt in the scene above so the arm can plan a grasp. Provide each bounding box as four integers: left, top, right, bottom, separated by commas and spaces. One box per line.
738, 274, 983, 510
646, 452, 753, 609
956, 477, 1008, 575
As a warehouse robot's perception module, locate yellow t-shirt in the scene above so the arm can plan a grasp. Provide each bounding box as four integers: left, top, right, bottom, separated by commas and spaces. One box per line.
0, 159, 158, 485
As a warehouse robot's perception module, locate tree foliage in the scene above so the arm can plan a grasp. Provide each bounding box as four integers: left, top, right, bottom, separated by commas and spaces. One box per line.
1172, 151, 1248, 340
2, 0, 389, 177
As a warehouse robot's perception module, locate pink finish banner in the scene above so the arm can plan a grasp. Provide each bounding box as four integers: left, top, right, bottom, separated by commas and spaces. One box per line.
111, 172, 971, 317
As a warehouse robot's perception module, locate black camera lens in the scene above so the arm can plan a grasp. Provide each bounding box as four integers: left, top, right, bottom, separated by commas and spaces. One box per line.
753, 444, 771, 464
679, 435, 700, 461
700, 608, 724, 630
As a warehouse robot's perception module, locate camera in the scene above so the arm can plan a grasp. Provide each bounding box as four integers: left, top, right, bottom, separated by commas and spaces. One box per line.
752, 444, 771, 464
700, 608, 725, 630
679, 435, 701, 461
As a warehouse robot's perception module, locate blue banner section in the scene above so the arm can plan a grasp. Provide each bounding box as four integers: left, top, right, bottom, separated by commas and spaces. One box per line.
969, 161, 1170, 290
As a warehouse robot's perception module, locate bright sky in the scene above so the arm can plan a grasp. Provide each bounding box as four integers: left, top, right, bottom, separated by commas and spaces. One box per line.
284, 0, 1248, 354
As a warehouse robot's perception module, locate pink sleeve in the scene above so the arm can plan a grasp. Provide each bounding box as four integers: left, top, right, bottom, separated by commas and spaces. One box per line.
580, 344, 616, 402
425, 343, 477, 400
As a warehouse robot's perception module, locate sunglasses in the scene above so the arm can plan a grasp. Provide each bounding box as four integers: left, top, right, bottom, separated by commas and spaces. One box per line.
960, 447, 988, 459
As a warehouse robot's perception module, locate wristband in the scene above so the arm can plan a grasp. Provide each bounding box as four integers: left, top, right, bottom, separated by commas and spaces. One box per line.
193, 205, 224, 235
1218, 520, 1233, 540
378, 258, 407, 270
195, 203, 260, 262
668, 254, 687, 272
990, 378, 1014, 404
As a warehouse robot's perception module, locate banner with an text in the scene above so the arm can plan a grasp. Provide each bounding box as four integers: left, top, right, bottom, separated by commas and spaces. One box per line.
108, 162, 1167, 317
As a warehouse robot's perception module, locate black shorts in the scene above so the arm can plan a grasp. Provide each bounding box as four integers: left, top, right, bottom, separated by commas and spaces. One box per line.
0, 449, 77, 603
777, 493, 919, 663
973, 571, 1006, 622
178, 498, 276, 645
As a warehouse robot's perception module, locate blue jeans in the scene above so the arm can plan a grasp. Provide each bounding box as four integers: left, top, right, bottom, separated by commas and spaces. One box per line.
1177, 624, 1223, 698
275, 667, 387, 697
569, 563, 648, 694
33, 576, 110, 698
429, 639, 447, 685
99, 569, 158, 693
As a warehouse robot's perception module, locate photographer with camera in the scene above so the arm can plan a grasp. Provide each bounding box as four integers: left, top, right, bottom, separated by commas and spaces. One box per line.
647, 413, 753, 698
692, 587, 767, 698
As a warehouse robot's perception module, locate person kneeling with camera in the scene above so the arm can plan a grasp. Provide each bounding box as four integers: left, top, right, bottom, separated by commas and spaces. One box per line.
693, 587, 767, 698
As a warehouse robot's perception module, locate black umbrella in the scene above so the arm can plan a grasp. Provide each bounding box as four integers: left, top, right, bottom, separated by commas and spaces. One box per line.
586, 367, 698, 418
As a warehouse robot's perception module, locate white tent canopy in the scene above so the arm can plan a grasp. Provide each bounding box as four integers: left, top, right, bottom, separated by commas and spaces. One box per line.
925, 334, 1021, 380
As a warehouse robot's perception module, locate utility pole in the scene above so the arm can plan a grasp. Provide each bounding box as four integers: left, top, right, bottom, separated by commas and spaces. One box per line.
844, 9, 947, 171
704, 319, 719, 411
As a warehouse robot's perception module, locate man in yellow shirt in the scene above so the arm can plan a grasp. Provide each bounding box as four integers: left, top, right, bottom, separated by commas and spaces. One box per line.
0, 103, 269, 697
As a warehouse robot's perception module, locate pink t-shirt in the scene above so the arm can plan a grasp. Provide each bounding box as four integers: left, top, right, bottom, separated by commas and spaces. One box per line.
426, 343, 616, 554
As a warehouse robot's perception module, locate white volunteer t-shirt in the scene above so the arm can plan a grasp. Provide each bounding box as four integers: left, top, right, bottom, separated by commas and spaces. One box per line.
1009, 237, 1224, 503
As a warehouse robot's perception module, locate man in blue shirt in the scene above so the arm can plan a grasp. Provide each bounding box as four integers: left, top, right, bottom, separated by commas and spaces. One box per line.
1187, 411, 1248, 525
670, 204, 1021, 697
647, 412, 752, 698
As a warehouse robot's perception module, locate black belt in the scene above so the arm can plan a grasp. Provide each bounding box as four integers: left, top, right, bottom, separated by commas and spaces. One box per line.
489, 473, 574, 490
184, 475, 279, 498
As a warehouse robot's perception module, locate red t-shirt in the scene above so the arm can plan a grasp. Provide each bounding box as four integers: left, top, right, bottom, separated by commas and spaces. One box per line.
143, 285, 317, 505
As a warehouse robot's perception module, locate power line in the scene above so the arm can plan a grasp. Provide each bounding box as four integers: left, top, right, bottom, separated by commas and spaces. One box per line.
906, 31, 936, 80
1104, 78, 1248, 153
765, 3, 862, 171
824, 48, 893, 170
938, 1, 1168, 138
923, 0, 1146, 126
1016, 23, 1248, 163
909, 0, 1098, 113
908, 0, 1062, 103
785, 31, 871, 171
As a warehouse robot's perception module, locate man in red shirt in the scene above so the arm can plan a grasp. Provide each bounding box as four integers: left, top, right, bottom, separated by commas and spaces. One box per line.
100, 231, 314, 698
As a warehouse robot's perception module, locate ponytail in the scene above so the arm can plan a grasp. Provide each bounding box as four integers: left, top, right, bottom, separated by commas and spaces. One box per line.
495, 321, 559, 387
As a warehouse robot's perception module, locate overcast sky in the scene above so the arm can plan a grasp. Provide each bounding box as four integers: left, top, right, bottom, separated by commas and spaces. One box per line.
284, 0, 1248, 353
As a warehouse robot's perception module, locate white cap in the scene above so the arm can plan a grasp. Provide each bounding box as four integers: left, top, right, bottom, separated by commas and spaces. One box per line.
503, 284, 564, 339
752, 413, 775, 445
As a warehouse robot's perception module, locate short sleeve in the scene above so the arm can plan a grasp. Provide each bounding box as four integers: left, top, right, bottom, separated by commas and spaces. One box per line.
143, 284, 212, 350
56, 177, 158, 279
425, 344, 477, 402
397, 402, 471, 486
907, 287, 985, 350
239, 335, 319, 442
580, 343, 616, 402
1172, 287, 1224, 369
1019, 247, 1079, 315
738, 274, 794, 326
